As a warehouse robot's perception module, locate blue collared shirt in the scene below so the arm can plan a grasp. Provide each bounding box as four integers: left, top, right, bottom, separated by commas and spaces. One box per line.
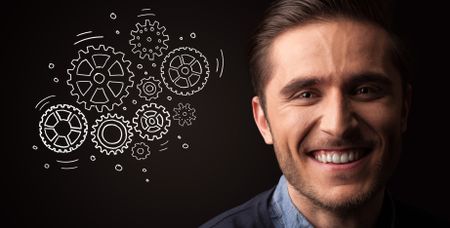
269, 175, 397, 228
269, 176, 314, 228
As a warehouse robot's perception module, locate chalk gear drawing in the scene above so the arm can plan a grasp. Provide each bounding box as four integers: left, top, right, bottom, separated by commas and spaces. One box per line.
129, 19, 169, 61
39, 104, 88, 153
133, 103, 171, 141
91, 113, 133, 155
137, 76, 163, 101
173, 103, 196, 126
160, 47, 210, 96
131, 142, 151, 160
67, 45, 134, 112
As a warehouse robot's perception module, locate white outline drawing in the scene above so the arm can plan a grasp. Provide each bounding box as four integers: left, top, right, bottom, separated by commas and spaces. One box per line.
137, 8, 156, 17
35, 95, 56, 111
110, 12, 117, 20
172, 103, 196, 126
133, 103, 171, 141
39, 104, 88, 153
115, 164, 123, 172
129, 19, 169, 61
57, 159, 79, 170
91, 113, 133, 155
73, 31, 104, 45
182, 143, 189, 149
137, 76, 162, 101
67, 45, 134, 112
214, 49, 225, 78
160, 47, 210, 96
131, 142, 151, 160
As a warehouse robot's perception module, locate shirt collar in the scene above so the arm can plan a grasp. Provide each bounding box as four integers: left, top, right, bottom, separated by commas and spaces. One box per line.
269, 175, 396, 228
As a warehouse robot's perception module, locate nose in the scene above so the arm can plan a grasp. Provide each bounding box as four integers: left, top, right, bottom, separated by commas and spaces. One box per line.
319, 90, 358, 137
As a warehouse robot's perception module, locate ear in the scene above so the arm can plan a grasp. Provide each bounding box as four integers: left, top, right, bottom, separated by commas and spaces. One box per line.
252, 96, 273, 144
401, 84, 412, 132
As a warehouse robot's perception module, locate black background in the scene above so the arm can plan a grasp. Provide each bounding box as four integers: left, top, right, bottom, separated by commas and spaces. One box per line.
9, 0, 450, 227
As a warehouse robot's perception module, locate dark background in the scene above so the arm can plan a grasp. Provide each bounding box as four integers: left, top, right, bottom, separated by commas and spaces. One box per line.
9, 0, 449, 227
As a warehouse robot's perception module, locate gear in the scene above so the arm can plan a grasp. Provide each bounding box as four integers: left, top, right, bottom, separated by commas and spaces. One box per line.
133, 103, 171, 141
39, 104, 88, 153
67, 45, 134, 112
91, 113, 133, 155
129, 19, 169, 61
131, 142, 151, 160
137, 76, 162, 101
160, 47, 210, 96
173, 103, 196, 126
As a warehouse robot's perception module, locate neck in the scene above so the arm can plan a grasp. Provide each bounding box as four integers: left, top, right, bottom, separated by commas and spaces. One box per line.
287, 185, 385, 228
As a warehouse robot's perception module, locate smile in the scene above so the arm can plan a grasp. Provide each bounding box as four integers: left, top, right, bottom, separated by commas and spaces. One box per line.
311, 149, 371, 164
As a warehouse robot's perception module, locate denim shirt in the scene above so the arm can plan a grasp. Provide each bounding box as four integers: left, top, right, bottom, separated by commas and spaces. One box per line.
269, 176, 314, 228
269, 175, 397, 228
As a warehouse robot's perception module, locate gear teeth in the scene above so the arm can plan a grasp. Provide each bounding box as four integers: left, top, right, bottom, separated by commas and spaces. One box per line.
160, 47, 210, 96
39, 104, 88, 153
133, 103, 171, 141
91, 113, 133, 155
66, 45, 134, 112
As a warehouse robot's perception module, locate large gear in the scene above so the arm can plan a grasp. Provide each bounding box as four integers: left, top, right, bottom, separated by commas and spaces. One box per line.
160, 47, 210, 96
129, 19, 169, 61
131, 142, 151, 160
91, 113, 133, 155
39, 104, 88, 153
67, 45, 134, 112
173, 103, 196, 126
133, 103, 171, 141
137, 76, 162, 101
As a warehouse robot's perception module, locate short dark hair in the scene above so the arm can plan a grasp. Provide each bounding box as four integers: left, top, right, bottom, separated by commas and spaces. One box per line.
249, 0, 410, 108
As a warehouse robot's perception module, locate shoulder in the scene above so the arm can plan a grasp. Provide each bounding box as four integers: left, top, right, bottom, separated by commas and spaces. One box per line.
393, 199, 449, 227
199, 187, 276, 228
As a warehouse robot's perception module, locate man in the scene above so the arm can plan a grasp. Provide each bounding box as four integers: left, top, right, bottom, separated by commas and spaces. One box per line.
201, 0, 447, 227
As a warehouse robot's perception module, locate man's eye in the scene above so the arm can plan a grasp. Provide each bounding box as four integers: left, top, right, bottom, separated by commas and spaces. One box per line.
295, 91, 317, 99
353, 86, 384, 100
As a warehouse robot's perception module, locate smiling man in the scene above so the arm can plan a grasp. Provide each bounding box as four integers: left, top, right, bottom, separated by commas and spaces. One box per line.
201, 0, 446, 227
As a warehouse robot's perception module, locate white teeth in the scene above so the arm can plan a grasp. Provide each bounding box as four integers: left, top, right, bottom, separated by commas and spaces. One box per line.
340, 153, 348, 163
314, 151, 362, 164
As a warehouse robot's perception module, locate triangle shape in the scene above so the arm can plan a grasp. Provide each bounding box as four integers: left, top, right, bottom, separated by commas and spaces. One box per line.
107, 81, 124, 97
108, 60, 124, 76
91, 54, 110, 68
90, 88, 109, 104
76, 81, 93, 96
76, 59, 94, 76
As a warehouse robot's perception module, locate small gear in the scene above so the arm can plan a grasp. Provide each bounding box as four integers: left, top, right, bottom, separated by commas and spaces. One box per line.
91, 113, 133, 155
173, 103, 196, 126
39, 104, 88, 153
133, 103, 171, 141
129, 19, 169, 61
137, 76, 162, 101
160, 47, 210, 96
67, 45, 134, 112
131, 142, 151, 160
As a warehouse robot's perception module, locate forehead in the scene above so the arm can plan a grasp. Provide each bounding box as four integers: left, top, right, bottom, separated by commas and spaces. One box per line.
268, 18, 394, 85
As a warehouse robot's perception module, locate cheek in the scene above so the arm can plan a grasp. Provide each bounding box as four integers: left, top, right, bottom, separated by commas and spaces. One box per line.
269, 106, 319, 152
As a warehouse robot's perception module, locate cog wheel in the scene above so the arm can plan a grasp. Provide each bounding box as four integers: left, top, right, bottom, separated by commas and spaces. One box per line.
91, 113, 133, 155
137, 76, 162, 101
131, 142, 151, 160
173, 103, 196, 126
129, 19, 169, 61
160, 47, 210, 96
133, 103, 171, 141
39, 104, 88, 153
67, 45, 134, 112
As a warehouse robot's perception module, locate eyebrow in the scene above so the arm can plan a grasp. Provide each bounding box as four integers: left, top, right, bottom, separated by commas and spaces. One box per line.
280, 77, 322, 98
279, 72, 393, 98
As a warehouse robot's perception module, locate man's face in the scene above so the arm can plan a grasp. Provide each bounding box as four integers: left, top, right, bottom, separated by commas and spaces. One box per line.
252, 19, 410, 210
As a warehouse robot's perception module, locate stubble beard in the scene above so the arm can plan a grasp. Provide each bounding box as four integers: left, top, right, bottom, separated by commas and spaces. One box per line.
273, 140, 387, 214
